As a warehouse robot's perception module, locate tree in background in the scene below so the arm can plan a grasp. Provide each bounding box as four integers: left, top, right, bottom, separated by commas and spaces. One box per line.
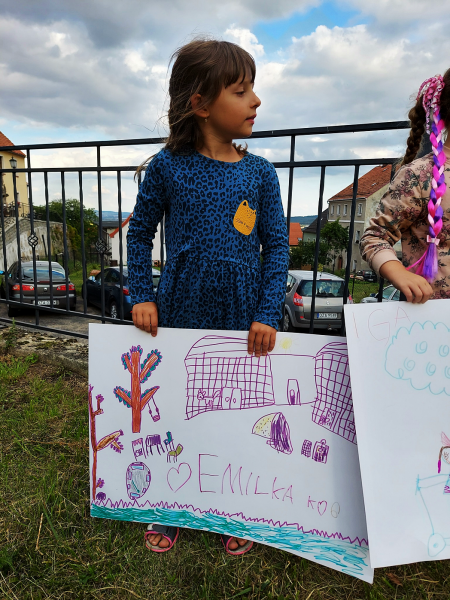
34, 199, 98, 252
289, 219, 349, 271
290, 240, 329, 269
320, 219, 349, 272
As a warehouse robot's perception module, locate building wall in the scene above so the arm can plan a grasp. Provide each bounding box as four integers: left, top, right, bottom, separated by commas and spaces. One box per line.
109, 222, 164, 266
327, 198, 366, 272
0, 151, 29, 216
0, 219, 64, 271
364, 183, 402, 259
302, 231, 316, 243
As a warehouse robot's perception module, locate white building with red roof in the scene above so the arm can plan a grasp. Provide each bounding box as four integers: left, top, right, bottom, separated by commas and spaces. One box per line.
108, 214, 163, 266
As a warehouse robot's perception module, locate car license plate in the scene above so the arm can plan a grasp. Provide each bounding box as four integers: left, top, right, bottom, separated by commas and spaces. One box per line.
316, 312, 338, 319
37, 300, 59, 306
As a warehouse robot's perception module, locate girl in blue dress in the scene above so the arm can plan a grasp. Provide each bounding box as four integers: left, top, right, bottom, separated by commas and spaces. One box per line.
127, 38, 289, 555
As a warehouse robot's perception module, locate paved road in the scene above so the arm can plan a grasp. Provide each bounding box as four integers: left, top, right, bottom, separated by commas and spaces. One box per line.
0, 300, 133, 338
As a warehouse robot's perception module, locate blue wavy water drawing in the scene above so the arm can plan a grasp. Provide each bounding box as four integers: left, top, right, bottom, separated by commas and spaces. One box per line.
92, 504, 369, 577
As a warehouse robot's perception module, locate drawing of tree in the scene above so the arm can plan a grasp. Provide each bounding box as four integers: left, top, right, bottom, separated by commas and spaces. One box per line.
88, 385, 124, 500
113, 345, 162, 433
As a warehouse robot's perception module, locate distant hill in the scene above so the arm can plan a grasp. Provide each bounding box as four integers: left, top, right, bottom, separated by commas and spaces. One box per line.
97, 211, 316, 225
96, 210, 131, 221
288, 215, 317, 226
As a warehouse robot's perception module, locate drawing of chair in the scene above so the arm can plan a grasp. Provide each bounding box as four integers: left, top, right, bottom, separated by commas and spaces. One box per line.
132, 438, 145, 460
164, 431, 175, 452
416, 474, 450, 557
145, 434, 165, 455
167, 444, 183, 463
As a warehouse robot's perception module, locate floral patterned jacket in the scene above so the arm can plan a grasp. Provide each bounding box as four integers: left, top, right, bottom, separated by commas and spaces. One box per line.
360, 146, 450, 299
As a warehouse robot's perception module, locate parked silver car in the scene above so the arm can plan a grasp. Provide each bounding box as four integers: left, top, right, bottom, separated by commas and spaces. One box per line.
360, 285, 400, 303
281, 270, 353, 332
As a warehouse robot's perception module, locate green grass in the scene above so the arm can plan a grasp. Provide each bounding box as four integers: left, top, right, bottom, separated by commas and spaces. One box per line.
1, 353, 450, 599
68, 262, 100, 296
349, 280, 381, 304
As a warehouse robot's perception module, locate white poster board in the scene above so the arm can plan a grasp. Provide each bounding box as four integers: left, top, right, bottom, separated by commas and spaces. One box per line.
88, 324, 372, 582
345, 300, 450, 568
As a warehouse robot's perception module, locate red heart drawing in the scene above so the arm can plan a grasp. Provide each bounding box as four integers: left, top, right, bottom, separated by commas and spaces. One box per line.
317, 500, 327, 516
167, 462, 192, 493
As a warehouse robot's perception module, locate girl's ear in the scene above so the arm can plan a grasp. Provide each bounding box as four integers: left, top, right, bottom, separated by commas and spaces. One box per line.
191, 93, 209, 119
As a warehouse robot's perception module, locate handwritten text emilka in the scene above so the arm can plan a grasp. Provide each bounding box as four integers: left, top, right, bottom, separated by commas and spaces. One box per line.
198, 454, 294, 503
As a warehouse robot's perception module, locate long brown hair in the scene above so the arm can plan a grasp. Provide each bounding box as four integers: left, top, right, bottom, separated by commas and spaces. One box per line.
402, 68, 450, 166
136, 38, 256, 176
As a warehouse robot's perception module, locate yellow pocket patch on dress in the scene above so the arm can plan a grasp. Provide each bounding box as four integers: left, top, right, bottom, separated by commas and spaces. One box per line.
233, 200, 256, 236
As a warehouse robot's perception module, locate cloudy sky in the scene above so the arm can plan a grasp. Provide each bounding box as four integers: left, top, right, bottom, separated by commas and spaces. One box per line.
1, 0, 449, 215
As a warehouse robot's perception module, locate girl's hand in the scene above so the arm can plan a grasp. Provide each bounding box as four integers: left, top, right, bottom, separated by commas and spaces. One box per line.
248, 322, 277, 357
379, 261, 434, 304
131, 302, 158, 336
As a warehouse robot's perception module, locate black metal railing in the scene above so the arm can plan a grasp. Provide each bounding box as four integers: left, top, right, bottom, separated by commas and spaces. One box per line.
0, 120, 410, 339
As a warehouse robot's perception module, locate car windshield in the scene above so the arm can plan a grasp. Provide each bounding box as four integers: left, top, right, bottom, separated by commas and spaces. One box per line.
382, 286, 395, 300
298, 279, 344, 298
22, 267, 66, 282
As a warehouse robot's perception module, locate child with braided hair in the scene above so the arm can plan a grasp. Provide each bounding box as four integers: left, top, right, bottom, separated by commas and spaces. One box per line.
361, 70, 450, 302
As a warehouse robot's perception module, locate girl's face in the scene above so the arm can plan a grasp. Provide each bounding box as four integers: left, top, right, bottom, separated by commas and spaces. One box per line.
206, 74, 261, 141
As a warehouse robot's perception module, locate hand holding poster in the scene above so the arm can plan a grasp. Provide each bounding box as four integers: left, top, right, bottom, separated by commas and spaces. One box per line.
88, 324, 372, 581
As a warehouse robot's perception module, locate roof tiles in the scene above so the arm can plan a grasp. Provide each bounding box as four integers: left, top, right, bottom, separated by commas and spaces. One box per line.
0, 132, 26, 157
288, 222, 303, 246
328, 165, 393, 202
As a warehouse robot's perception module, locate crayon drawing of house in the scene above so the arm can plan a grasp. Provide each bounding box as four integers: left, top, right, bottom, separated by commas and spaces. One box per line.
185, 336, 275, 419
312, 342, 356, 444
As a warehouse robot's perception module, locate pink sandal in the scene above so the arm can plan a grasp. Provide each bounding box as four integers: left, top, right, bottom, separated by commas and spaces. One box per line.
221, 534, 253, 556
144, 524, 179, 552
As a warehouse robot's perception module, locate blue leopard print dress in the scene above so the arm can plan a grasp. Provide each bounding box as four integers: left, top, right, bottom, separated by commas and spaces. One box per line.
127, 148, 289, 331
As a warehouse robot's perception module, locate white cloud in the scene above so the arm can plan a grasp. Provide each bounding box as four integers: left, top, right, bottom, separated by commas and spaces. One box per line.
46, 32, 78, 58
224, 27, 265, 57
344, 0, 449, 25
124, 51, 148, 73
92, 185, 111, 194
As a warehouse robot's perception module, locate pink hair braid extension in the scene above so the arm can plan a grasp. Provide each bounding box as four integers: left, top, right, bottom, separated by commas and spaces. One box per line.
407, 75, 446, 281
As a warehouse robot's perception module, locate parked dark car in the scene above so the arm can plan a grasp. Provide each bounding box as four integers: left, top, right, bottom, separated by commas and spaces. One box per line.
82, 267, 160, 319
0, 260, 76, 317
356, 269, 377, 283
